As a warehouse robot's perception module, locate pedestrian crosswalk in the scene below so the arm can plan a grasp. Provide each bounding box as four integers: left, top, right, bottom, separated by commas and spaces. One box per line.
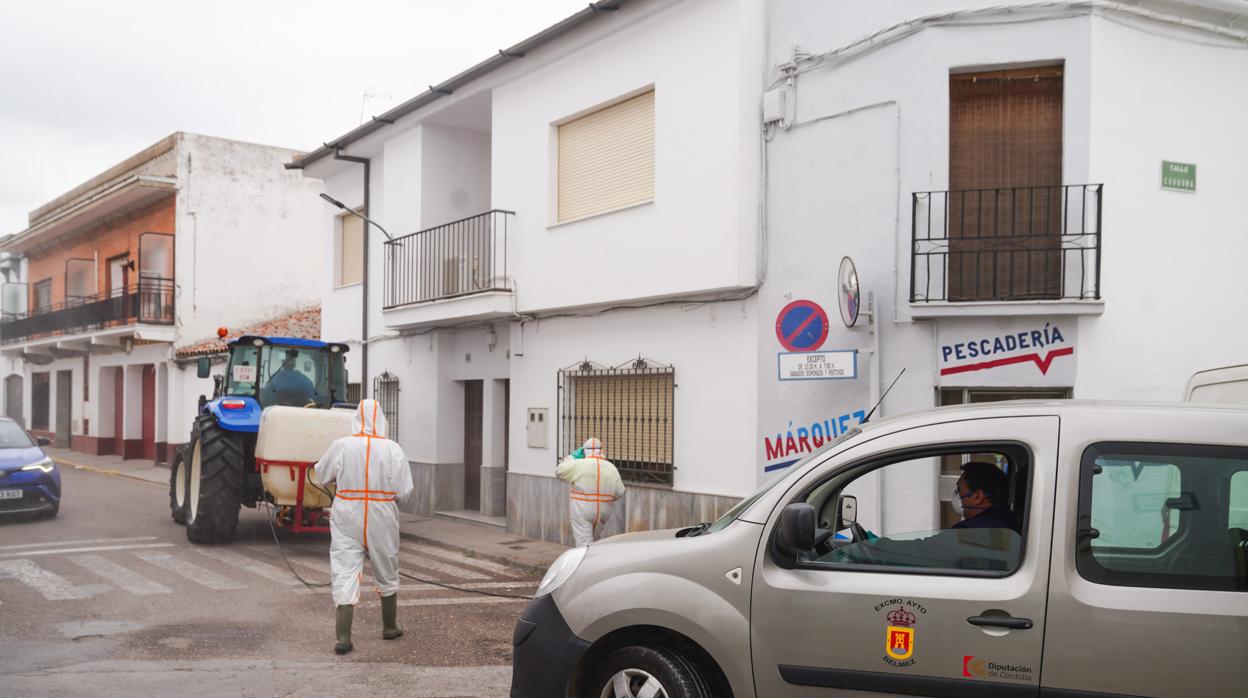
0, 536, 538, 607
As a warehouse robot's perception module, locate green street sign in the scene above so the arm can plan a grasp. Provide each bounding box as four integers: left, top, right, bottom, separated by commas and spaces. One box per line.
1162, 160, 1196, 192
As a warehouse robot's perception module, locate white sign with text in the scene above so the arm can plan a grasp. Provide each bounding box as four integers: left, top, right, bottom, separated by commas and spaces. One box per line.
778, 350, 858, 381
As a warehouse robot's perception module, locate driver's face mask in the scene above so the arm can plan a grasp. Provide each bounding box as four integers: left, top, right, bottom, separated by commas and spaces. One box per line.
951, 487, 965, 518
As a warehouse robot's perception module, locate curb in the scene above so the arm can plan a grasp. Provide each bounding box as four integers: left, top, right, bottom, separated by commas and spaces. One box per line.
398, 530, 552, 577
51, 458, 167, 488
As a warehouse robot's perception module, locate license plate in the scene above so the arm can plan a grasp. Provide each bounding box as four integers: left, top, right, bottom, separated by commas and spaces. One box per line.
0, 489, 21, 500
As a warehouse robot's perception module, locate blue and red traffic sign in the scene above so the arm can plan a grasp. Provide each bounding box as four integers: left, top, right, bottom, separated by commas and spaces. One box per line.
775, 300, 829, 352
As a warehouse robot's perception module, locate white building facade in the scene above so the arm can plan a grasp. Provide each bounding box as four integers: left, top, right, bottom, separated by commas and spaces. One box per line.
296, 0, 1248, 544
0, 133, 324, 461
760, 0, 1248, 535
294, 0, 767, 543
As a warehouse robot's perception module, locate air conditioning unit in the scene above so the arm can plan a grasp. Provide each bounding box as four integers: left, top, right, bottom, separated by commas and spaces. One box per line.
441, 255, 483, 297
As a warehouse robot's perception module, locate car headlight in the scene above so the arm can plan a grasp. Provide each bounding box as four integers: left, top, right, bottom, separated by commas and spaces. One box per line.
536, 546, 587, 597
22, 457, 55, 473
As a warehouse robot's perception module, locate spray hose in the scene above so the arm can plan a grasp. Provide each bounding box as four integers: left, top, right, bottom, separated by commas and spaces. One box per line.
262, 501, 532, 600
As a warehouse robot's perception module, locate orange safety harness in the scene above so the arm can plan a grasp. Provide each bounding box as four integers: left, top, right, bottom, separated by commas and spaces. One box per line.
344, 401, 395, 549
569, 455, 618, 528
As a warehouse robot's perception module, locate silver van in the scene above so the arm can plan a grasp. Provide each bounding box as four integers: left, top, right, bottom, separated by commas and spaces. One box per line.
510, 401, 1248, 698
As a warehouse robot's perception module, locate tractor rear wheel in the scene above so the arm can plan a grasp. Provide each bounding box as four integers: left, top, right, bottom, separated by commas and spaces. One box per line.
186, 414, 244, 544
168, 445, 189, 524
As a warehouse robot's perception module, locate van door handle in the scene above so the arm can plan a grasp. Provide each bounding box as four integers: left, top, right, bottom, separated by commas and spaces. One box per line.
966, 615, 1033, 630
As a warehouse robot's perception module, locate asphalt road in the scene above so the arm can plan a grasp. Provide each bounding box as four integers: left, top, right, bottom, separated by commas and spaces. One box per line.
0, 466, 536, 697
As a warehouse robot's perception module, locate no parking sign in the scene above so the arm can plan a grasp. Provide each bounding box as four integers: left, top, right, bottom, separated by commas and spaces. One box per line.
775, 300, 829, 352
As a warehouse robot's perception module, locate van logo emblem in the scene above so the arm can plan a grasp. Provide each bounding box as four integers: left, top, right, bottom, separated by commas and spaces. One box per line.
885, 608, 916, 661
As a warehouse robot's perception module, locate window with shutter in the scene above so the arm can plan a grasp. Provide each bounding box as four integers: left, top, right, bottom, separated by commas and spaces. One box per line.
556, 89, 655, 223
948, 66, 1063, 300
337, 211, 364, 287
557, 360, 674, 485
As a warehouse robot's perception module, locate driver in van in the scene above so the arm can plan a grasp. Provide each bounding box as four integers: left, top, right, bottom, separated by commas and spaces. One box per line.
952, 461, 1022, 534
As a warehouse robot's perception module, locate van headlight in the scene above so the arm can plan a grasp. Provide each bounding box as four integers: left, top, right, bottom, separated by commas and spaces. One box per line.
22, 457, 55, 473
536, 546, 587, 597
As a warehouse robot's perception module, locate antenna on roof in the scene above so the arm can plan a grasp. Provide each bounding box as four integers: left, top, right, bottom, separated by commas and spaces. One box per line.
860, 368, 905, 424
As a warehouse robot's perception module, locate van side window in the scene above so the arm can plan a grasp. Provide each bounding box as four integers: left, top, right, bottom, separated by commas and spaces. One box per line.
1077, 442, 1248, 592
794, 445, 1029, 577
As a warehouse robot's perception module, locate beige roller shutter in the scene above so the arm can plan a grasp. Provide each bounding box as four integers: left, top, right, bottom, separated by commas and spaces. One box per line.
572, 372, 673, 467
557, 89, 655, 223
338, 211, 364, 286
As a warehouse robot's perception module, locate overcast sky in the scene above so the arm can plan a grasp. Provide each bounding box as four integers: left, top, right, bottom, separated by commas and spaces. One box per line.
0, 0, 586, 235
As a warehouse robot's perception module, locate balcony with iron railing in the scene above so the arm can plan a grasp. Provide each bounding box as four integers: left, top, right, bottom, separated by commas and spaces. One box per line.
0, 278, 175, 346
381, 210, 515, 328
910, 184, 1103, 315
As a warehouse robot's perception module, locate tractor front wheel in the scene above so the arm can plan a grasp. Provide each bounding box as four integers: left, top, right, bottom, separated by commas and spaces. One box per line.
168, 444, 189, 524
186, 414, 244, 544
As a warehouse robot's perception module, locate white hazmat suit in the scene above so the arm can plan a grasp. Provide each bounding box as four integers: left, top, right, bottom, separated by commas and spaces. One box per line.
314, 400, 413, 606
556, 438, 626, 546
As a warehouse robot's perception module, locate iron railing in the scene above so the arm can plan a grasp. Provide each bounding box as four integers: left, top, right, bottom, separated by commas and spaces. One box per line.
911, 184, 1102, 302
557, 358, 675, 486
382, 210, 514, 309
0, 277, 175, 345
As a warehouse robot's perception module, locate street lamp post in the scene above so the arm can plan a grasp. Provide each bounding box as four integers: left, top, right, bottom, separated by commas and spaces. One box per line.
319, 193, 393, 241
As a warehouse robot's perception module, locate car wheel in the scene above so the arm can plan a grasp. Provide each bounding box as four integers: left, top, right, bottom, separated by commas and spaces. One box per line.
588, 646, 710, 698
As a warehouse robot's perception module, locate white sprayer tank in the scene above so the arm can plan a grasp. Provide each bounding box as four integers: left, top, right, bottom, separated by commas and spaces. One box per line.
255, 406, 355, 508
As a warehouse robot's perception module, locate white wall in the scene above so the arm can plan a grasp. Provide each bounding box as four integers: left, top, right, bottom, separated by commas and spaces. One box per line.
492, 0, 761, 313
173, 134, 325, 347
1077, 15, 1248, 400
421, 124, 491, 229
507, 300, 760, 498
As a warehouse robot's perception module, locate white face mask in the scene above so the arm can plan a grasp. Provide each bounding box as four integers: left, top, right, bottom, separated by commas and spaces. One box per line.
951, 487, 965, 518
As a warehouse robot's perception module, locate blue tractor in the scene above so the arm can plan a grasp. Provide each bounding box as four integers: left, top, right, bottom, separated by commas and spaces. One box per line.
169, 335, 351, 544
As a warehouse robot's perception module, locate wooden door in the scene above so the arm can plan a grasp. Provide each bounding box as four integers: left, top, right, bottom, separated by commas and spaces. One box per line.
112, 368, 124, 455
55, 370, 72, 448
141, 365, 155, 460
463, 380, 483, 511
949, 65, 1063, 300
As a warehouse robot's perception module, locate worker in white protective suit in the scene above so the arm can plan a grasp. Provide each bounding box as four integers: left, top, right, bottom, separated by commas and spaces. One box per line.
313, 399, 413, 655
556, 437, 626, 546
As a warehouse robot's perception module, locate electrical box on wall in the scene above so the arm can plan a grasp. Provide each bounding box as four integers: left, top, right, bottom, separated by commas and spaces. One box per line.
526, 408, 548, 448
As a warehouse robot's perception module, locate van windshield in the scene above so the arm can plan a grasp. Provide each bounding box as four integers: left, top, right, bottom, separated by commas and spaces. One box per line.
700, 429, 860, 535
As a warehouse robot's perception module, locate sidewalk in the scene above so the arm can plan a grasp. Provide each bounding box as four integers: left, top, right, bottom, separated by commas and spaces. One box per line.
46, 447, 565, 576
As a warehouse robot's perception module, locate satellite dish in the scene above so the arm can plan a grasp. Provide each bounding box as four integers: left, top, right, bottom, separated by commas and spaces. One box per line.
837, 256, 860, 328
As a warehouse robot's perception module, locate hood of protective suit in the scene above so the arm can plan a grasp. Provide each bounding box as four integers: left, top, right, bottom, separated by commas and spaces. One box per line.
581, 437, 605, 459
352, 399, 388, 438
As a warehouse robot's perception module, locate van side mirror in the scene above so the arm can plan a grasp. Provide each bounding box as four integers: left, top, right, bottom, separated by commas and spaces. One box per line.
196, 357, 211, 379
773, 503, 816, 569
837, 494, 858, 529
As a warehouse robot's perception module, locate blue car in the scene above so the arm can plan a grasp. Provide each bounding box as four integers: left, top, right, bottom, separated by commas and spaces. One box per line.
0, 418, 60, 518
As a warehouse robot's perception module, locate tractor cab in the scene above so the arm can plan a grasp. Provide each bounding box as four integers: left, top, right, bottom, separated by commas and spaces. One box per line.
197, 336, 351, 432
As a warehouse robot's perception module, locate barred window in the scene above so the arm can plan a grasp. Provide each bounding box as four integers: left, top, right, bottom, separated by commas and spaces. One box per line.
557, 358, 674, 486
346, 382, 361, 404
373, 372, 400, 442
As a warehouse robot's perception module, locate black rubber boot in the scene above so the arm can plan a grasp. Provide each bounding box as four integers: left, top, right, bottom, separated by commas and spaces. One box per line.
381, 593, 404, 640
334, 604, 354, 654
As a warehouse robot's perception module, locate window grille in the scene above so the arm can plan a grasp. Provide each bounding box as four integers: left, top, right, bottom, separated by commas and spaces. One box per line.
373, 372, 400, 442
346, 382, 361, 403
557, 357, 674, 486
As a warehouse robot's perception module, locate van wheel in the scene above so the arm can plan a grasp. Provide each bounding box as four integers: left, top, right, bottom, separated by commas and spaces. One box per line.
589, 646, 709, 698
